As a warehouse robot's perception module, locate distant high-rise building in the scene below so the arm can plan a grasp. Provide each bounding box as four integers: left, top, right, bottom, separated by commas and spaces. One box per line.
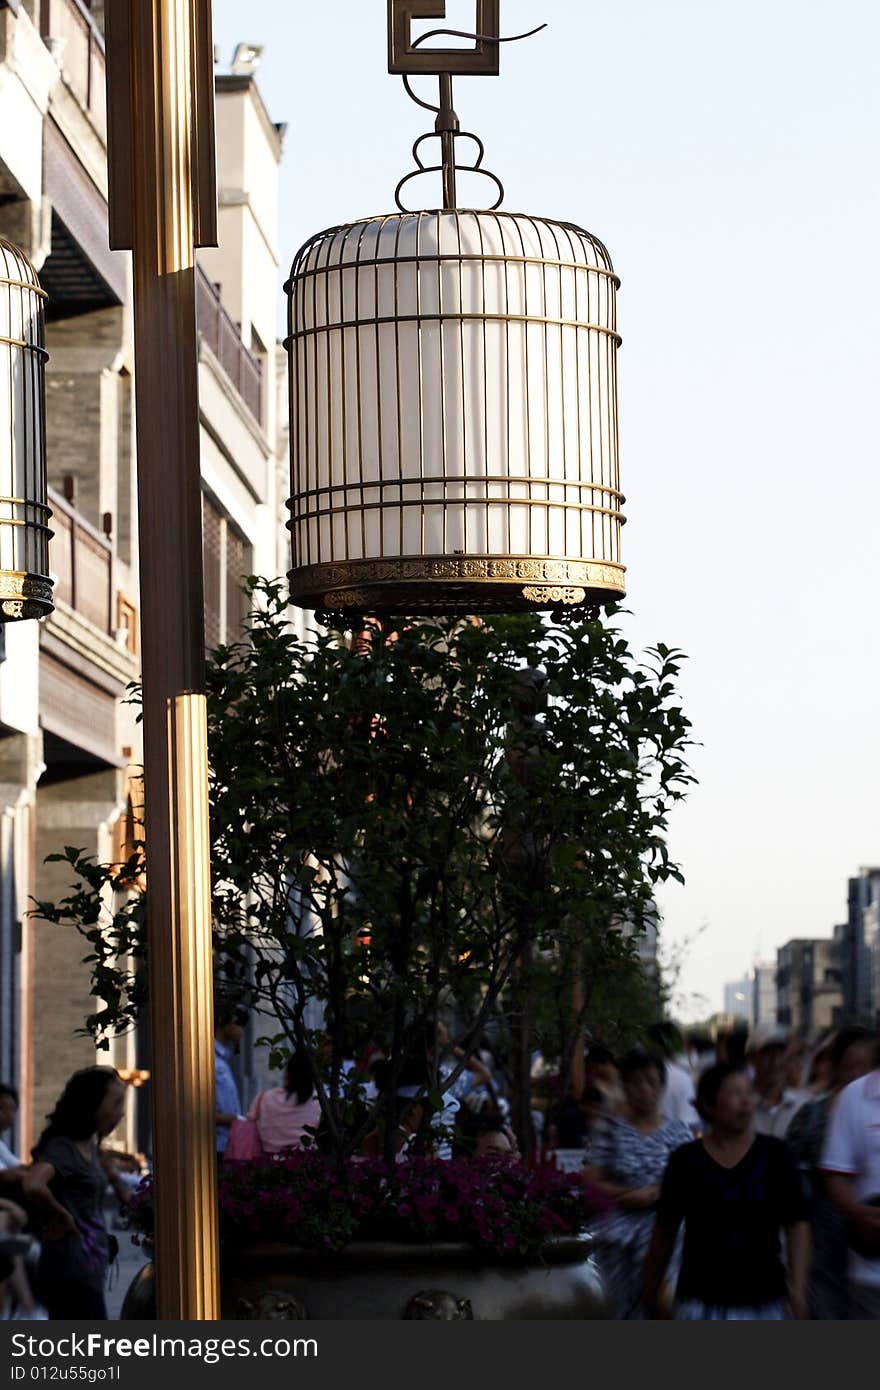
723, 976, 753, 1021
776, 939, 842, 1038
619, 902, 660, 989
836, 869, 880, 1024
751, 960, 777, 1029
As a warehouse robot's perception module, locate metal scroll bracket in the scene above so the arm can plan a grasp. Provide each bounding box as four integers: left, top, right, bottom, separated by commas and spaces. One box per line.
388, 2, 546, 211
389, 1, 503, 75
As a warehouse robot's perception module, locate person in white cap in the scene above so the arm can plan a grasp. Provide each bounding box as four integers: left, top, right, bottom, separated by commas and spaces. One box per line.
749, 1024, 804, 1140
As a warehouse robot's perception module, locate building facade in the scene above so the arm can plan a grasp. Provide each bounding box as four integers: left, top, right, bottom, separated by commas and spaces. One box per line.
0, 1, 289, 1154
723, 976, 753, 1022
835, 868, 880, 1025
751, 959, 777, 1029
775, 938, 842, 1039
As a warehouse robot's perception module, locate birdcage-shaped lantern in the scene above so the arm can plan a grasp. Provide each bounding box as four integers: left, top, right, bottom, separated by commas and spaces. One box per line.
0, 237, 52, 621
286, 210, 623, 613
285, 4, 626, 615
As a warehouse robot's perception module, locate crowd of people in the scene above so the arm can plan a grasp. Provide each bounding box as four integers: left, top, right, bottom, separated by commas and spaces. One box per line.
1, 1013, 878, 1321
0, 1013, 521, 1320
217, 1011, 518, 1164
215, 1010, 880, 1320
570, 1023, 880, 1319
0, 1069, 146, 1321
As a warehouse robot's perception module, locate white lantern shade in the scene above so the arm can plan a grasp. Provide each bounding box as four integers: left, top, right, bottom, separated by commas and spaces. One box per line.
285, 210, 624, 612
0, 238, 52, 621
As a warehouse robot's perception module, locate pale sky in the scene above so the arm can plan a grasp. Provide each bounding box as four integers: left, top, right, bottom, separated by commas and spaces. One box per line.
211, 0, 880, 1022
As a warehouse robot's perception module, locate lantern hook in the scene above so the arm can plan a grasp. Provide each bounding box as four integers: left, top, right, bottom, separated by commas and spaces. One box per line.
394, 21, 547, 212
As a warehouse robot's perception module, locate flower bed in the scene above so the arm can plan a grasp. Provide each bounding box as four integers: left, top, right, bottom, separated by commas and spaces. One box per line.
132, 1152, 605, 1259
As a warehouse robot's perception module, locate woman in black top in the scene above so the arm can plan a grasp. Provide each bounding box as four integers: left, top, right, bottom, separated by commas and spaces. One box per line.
23, 1067, 127, 1320
643, 1064, 810, 1319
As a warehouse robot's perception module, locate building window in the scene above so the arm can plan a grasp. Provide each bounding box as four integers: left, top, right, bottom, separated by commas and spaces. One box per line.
203, 497, 223, 651
112, 769, 145, 891
116, 593, 138, 656
202, 493, 252, 651
115, 369, 134, 565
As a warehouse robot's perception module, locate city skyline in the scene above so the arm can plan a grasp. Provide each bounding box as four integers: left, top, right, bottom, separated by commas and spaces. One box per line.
719, 861, 880, 1028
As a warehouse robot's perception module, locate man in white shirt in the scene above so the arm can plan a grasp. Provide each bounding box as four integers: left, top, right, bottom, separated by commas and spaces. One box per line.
660, 1057, 700, 1134
821, 1064, 880, 1319
0, 1136, 21, 1172
648, 1024, 700, 1134
749, 1024, 804, 1140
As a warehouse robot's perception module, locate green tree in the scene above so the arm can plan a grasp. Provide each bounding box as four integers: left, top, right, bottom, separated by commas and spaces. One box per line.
34, 581, 694, 1160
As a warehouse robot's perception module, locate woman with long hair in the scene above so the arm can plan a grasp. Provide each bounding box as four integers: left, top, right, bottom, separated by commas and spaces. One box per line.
582, 1049, 691, 1318
643, 1064, 810, 1320
23, 1066, 127, 1319
246, 1051, 321, 1155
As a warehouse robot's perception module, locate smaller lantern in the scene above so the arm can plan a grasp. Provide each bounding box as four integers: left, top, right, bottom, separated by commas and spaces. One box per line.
0, 237, 52, 621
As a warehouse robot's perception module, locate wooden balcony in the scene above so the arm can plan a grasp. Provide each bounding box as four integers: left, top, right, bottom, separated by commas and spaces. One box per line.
48, 478, 113, 635
196, 265, 264, 426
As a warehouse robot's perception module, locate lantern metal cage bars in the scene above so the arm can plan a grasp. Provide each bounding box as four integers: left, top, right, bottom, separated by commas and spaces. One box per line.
284, 207, 625, 616
0, 236, 52, 622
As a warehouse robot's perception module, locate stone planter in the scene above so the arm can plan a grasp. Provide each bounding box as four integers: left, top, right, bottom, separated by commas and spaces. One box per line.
121, 1235, 608, 1320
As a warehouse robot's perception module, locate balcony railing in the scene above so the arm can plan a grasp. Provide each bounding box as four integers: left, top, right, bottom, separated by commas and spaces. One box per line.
196, 266, 264, 426
48, 479, 113, 635
41, 0, 107, 139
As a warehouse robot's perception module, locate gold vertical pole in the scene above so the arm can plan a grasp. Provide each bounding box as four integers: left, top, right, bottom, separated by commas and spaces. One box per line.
105, 0, 220, 1320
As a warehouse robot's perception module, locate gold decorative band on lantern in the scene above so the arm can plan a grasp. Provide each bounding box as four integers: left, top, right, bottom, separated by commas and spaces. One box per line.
521, 586, 587, 605
0, 571, 55, 621
0, 496, 54, 617
290, 555, 625, 615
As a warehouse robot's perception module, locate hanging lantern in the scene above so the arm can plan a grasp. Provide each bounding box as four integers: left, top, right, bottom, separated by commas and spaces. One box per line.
285, 4, 624, 615
0, 237, 52, 621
